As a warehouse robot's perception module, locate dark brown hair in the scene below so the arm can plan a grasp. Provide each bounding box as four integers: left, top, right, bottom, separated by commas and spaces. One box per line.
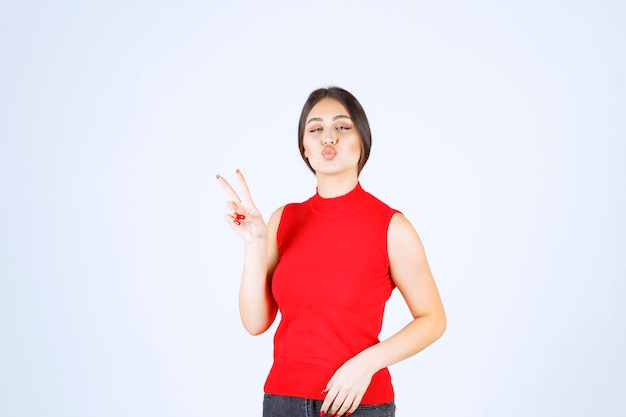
298, 87, 372, 175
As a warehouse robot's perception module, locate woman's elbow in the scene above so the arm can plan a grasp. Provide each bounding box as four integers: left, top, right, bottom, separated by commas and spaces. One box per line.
433, 309, 447, 340
240, 310, 276, 336
243, 322, 270, 336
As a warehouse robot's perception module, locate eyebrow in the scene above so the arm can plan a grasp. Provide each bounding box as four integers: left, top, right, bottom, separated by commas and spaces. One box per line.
306, 115, 351, 125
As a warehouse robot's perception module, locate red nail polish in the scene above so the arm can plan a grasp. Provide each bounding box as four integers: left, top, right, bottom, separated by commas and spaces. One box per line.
319, 412, 325, 417
346, 413, 351, 417
236, 214, 246, 220
234, 220, 241, 225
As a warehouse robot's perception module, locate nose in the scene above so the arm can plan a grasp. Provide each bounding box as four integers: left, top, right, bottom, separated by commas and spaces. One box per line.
323, 134, 336, 145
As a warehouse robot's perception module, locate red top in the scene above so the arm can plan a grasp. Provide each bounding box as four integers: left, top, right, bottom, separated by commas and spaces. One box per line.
264, 183, 399, 404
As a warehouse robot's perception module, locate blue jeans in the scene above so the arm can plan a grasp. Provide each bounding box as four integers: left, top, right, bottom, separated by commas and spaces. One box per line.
262, 393, 396, 417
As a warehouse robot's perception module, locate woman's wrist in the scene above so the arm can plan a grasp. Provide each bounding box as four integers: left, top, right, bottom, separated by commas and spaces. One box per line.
357, 346, 385, 375
243, 236, 267, 247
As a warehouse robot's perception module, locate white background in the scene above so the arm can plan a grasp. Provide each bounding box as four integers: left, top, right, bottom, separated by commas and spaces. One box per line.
1, 1, 625, 416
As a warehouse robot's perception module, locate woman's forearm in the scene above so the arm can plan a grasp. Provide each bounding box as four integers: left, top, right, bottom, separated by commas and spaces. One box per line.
362, 312, 446, 374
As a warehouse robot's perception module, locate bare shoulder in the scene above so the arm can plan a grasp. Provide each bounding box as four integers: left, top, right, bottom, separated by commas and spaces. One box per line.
267, 206, 286, 248
387, 212, 430, 278
267, 206, 286, 272
267, 205, 286, 232
388, 212, 423, 247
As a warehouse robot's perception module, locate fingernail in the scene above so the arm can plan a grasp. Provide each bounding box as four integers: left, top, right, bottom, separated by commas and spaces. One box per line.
346, 413, 351, 417
215, 174, 220, 179
236, 169, 240, 173
234, 220, 241, 225
236, 214, 246, 220
319, 412, 325, 417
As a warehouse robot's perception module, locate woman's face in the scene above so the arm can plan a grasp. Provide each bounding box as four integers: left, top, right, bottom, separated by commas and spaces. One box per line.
302, 98, 362, 177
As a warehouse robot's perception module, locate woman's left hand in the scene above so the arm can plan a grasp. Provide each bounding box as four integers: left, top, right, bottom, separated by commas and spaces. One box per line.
320, 354, 376, 417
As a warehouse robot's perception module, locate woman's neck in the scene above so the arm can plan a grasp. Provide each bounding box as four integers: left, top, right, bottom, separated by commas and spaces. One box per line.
315, 174, 359, 198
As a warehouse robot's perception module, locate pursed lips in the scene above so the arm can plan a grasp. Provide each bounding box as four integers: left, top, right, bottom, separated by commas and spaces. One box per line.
321, 146, 336, 160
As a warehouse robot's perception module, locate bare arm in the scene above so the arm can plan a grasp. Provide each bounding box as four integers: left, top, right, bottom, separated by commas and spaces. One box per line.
216, 170, 281, 335
322, 212, 446, 416
239, 206, 282, 335
366, 212, 446, 365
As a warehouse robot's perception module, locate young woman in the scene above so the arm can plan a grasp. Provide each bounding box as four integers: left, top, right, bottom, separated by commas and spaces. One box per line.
217, 87, 446, 417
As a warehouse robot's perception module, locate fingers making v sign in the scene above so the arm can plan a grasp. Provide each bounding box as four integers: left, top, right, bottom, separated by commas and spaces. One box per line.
216, 169, 267, 242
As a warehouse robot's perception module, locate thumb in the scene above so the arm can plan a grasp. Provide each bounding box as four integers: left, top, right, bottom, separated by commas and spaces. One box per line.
321, 382, 330, 394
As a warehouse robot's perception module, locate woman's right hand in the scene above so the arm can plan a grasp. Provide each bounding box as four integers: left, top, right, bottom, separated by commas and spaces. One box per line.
216, 169, 267, 242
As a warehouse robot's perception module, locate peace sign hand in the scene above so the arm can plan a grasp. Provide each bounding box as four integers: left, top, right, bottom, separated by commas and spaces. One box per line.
216, 169, 267, 242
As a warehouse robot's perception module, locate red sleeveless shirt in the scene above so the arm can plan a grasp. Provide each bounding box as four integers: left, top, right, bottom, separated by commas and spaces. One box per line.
264, 183, 399, 404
